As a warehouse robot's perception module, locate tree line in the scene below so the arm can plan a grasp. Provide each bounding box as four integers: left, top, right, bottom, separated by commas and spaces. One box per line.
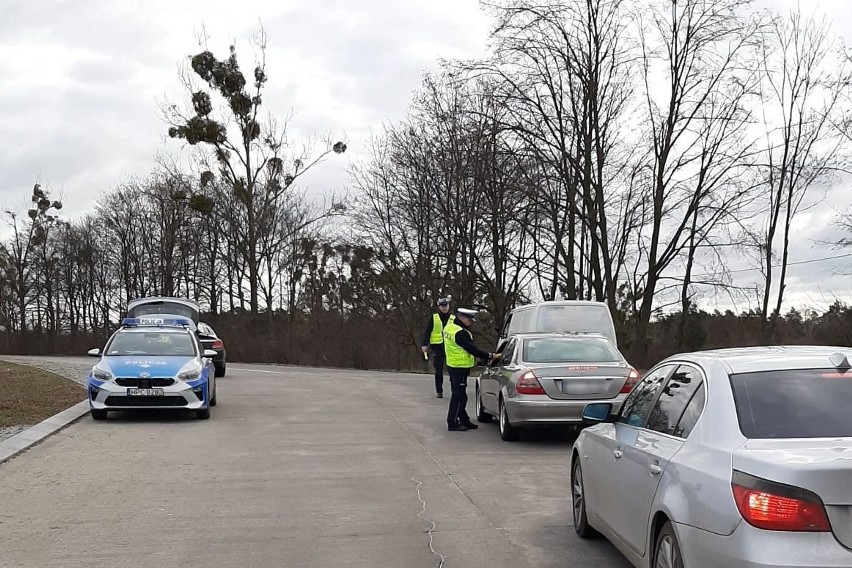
2, 0, 852, 370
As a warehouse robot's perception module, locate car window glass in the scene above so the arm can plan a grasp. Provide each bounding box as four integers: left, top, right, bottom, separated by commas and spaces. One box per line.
523, 337, 621, 363
618, 365, 673, 427
673, 383, 706, 438
501, 339, 517, 366
501, 314, 513, 338
646, 365, 704, 436
731, 368, 852, 438
128, 301, 198, 322
513, 309, 533, 333
107, 331, 196, 356
536, 305, 612, 336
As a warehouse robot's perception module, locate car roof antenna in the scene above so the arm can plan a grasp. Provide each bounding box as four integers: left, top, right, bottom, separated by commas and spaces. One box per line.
829, 352, 851, 370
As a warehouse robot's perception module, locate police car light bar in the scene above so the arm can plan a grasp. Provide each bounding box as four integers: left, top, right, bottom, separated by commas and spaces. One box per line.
121, 317, 193, 328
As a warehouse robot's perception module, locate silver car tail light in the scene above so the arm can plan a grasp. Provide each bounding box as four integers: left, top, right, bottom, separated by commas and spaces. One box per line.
620, 368, 640, 394
516, 371, 546, 395
731, 470, 831, 532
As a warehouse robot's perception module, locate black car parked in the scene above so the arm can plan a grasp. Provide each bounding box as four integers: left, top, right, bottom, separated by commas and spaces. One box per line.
198, 322, 227, 377
127, 297, 226, 377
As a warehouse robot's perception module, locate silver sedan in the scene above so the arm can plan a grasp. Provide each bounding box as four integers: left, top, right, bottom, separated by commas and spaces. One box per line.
475, 333, 639, 441
572, 345, 852, 568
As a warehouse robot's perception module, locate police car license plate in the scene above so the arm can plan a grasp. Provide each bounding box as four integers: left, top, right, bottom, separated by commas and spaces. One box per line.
127, 388, 164, 396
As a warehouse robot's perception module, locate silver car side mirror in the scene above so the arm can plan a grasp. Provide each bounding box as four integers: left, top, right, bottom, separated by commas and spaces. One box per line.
582, 403, 614, 423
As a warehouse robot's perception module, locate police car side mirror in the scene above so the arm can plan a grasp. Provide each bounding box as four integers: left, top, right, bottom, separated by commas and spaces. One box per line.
87, 348, 101, 357
203, 349, 218, 358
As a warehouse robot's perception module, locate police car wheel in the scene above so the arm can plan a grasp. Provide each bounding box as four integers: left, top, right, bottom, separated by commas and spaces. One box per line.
91, 409, 108, 421
196, 408, 211, 419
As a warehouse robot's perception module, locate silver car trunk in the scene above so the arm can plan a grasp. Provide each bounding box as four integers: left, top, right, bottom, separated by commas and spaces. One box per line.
734, 439, 852, 548
525, 362, 629, 400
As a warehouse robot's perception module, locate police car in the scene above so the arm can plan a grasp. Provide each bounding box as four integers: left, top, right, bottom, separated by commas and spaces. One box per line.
86, 316, 218, 420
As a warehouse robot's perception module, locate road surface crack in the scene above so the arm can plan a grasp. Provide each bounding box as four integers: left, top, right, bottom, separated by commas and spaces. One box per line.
412, 476, 445, 567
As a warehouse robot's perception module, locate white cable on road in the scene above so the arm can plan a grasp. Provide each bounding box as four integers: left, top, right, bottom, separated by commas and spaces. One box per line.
412, 476, 445, 568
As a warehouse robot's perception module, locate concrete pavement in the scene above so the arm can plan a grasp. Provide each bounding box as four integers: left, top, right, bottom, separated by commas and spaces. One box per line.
0, 360, 630, 568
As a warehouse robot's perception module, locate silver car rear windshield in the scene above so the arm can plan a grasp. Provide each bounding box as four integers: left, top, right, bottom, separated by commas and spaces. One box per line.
107, 332, 196, 357
730, 369, 852, 438
522, 337, 620, 363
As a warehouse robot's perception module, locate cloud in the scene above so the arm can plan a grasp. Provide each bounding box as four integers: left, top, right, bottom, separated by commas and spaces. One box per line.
1, 0, 851, 311
0, 0, 491, 211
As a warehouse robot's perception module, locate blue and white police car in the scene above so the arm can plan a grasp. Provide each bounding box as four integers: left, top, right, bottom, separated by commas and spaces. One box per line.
86, 317, 218, 420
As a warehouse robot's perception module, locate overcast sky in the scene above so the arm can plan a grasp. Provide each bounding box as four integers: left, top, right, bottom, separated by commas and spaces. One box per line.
1, 0, 851, 314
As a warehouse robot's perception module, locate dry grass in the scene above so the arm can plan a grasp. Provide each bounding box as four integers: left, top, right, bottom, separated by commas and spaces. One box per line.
0, 362, 85, 427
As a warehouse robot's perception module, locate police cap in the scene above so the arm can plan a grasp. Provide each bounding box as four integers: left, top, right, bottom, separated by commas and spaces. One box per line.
456, 308, 479, 320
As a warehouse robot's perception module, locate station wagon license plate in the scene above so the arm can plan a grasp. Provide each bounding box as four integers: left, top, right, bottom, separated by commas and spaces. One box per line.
127, 388, 164, 397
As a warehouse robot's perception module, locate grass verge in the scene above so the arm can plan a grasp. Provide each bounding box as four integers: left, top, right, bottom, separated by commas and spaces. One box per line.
0, 362, 85, 427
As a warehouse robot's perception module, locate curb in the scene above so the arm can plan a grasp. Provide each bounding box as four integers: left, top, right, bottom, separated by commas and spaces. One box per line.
0, 401, 90, 466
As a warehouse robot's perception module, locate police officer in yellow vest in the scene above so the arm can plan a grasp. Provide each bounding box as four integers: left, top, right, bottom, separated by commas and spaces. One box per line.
444, 308, 501, 431
421, 297, 454, 398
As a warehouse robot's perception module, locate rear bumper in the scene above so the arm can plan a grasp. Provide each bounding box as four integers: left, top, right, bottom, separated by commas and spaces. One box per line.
504, 394, 626, 426
677, 520, 852, 568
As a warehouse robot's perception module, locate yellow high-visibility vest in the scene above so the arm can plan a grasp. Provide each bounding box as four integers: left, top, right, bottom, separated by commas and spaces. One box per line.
429, 313, 454, 344
443, 321, 475, 368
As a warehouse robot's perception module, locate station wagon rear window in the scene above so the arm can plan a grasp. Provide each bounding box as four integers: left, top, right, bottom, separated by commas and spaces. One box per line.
730, 369, 852, 438
128, 301, 199, 322
522, 337, 621, 363
537, 305, 612, 334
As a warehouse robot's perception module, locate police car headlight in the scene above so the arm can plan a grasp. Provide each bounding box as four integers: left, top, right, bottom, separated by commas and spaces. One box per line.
92, 368, 113, 382
177, 367, 202, 381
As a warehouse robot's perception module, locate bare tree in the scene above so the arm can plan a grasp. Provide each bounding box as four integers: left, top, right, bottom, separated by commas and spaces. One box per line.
475, 0, 639, 311
165, 27, 346, 313
1, 184, 63, 337
755, 9, 851, 341
630, 0, 760, 355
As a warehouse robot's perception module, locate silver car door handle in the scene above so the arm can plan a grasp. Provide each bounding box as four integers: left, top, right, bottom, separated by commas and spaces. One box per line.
649, 464, 662, 475
613, 449, 623, 459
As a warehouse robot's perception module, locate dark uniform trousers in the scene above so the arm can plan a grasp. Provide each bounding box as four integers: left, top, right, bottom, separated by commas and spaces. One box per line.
447, 367, 472, 427
430, 344, 445, 394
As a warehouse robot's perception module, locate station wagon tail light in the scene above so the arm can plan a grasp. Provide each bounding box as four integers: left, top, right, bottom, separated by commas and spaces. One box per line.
731, 471, 830, 532
211, 339, 224, 349
620, 368, 640, 394
516, 371, 546, 395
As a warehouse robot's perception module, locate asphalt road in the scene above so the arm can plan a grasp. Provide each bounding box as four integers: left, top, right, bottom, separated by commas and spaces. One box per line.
0, 360, 632, 568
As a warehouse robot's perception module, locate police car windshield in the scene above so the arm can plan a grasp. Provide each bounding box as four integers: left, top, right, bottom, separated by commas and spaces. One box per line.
107, 331, 196, 357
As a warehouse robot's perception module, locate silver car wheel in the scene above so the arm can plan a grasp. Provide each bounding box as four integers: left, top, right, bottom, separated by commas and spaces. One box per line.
476, 387, 482, 415
572, 462, 584, 526
655, 534, 679, 568
499, 399, 518, 441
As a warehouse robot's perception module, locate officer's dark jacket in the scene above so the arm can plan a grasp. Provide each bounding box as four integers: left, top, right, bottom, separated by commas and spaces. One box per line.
452, 319, 491, 360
